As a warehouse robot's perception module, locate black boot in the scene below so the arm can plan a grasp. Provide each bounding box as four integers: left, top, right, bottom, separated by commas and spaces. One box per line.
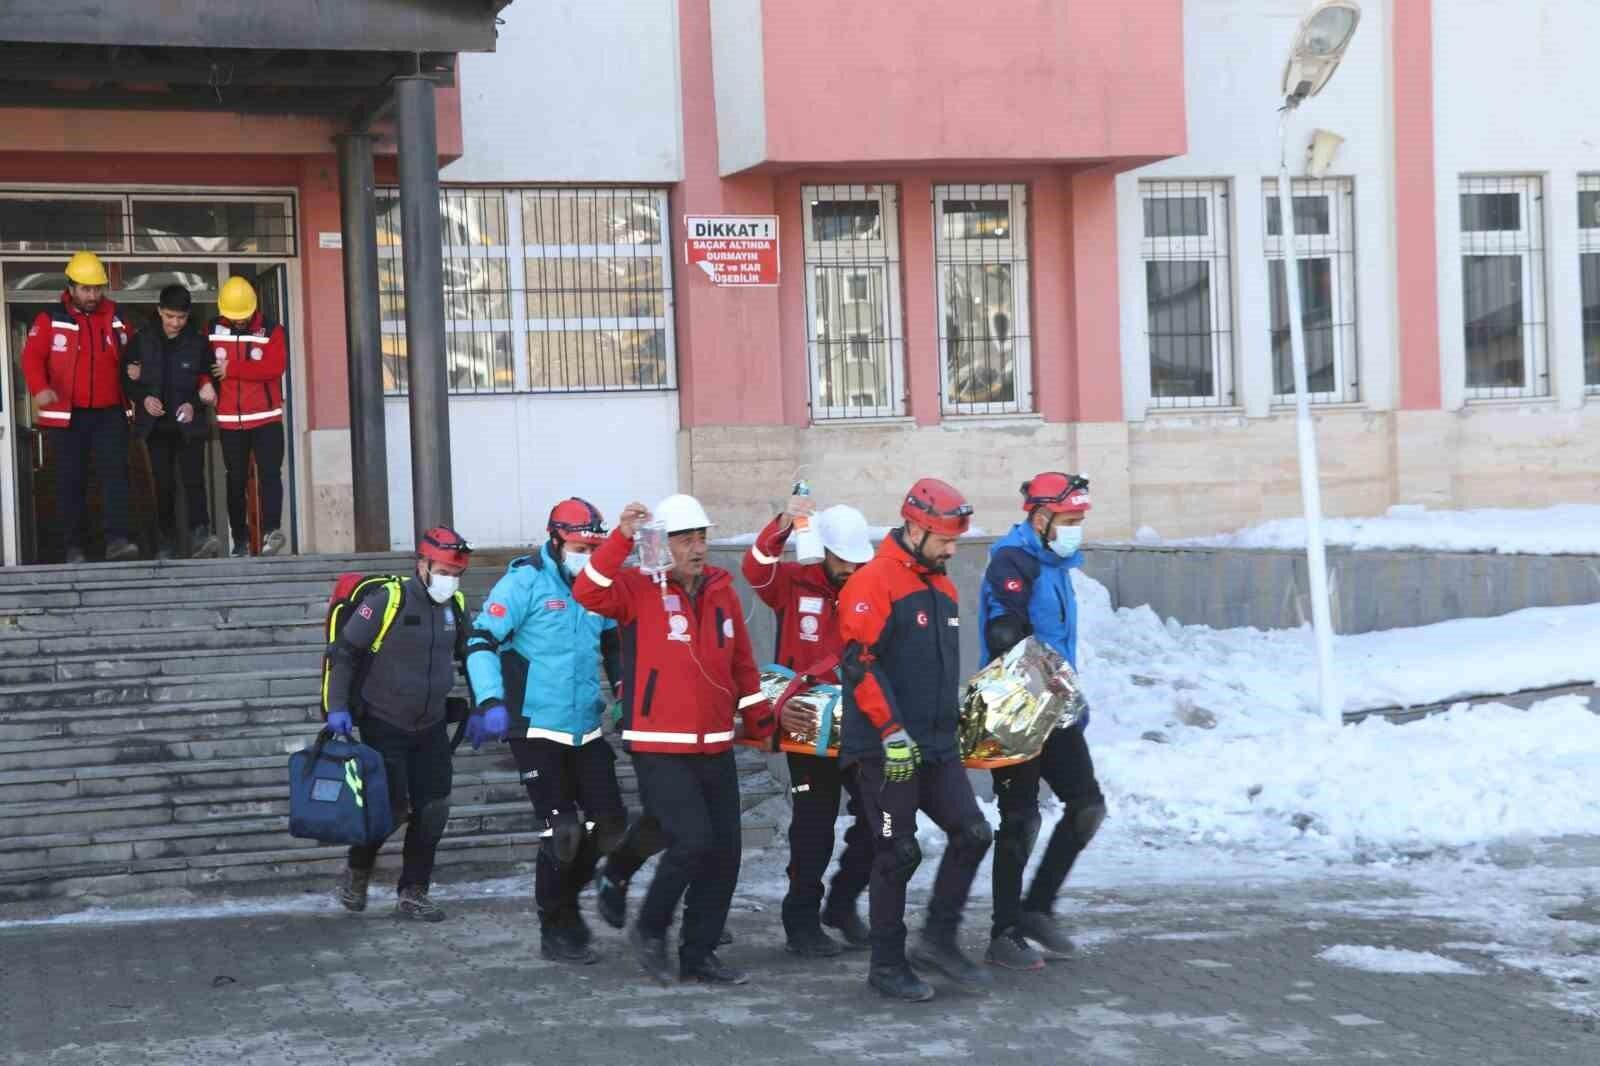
541, 922, 598, 965
785, 923, 844, 958
681, 952, 748, 985
628, 923, 675, 985
909, 930, 992, 991
868, 962, 935, 1002
822, 904, 871, 951
593, 871, 628, 930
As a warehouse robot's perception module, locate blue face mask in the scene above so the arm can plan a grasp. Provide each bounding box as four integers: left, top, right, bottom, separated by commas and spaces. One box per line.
1048, 523, 1084, 558
562, 549, 589, 578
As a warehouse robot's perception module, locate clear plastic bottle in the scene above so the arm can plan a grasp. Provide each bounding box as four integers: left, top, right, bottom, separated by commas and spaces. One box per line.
791, 479, 825, 564
635, 519, 673, 576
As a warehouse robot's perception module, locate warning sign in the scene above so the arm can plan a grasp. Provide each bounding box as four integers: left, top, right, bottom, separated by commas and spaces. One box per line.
685, 215, 779, 287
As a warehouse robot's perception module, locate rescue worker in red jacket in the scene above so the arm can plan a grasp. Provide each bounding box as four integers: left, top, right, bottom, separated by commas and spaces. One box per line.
838, 478, 993, 1002
742, 493, 875, 957
19, 251, 137, 563
207, 276, 288, 557
574, 493, 774, 986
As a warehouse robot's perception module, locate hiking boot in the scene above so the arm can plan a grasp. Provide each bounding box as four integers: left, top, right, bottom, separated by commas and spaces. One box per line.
785, 924, 844, 958
986, 930, 1045, 972
868, 962, 935, 1002
1017, 911, 1076, 961
541, 923, 598, 965
191, 528, 221, 559
909, 930, 992, 991
65, 546, 86, 566
334, 865, 371, 913
104, 536, 139, 562
565, 911, 594, 948
629, 923, 675, 986
261, 528, 288, 556
593, 871, 628, 929
229, 539, 250, 558
155, 537, 176, 561
822, 905, 871, 950
681, 952, 748, 985
394, 885, 445, 922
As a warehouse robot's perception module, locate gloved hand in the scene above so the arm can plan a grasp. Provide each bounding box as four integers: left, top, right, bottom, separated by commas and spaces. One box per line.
881, 728, 921, 783
466, 701, 510, 750
326, 708, 354, 738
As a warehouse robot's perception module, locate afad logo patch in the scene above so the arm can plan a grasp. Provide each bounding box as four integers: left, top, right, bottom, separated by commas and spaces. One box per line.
487, 602, 508, 618
545, 599, 567, 611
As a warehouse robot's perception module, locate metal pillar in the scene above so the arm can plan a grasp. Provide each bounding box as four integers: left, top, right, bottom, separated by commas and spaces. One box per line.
393, 74, 452, 537
335, 132, 391, 552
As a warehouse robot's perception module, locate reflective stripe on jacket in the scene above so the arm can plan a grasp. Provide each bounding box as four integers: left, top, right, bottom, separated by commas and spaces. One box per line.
206, 312, 286, 429
20, 293, 128, 422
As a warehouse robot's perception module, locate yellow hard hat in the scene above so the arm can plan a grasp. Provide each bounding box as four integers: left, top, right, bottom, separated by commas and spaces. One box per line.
218, 276, 258, 321
64, 251, 109, 287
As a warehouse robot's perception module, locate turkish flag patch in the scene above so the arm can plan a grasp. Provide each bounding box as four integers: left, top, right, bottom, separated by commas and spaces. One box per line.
1004, 579, 1023, 592
915, 611, 929, 627
487, 602, 507, 618
357, 604, 374, 620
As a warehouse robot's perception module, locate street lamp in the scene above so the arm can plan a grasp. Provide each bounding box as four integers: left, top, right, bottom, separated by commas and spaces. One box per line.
1277, 0, 1360, 725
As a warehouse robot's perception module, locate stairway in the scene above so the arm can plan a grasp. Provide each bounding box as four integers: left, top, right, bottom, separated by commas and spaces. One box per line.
0, 553, 778, 907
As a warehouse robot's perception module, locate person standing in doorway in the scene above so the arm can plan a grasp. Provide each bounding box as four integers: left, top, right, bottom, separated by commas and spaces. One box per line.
19, 251, 136, 563
208, 276, 288, 557
123, 285, 219, 560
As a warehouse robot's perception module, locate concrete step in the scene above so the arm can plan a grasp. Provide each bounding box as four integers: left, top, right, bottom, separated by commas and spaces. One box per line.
0, 666, 317, 712
0, 642, 326, 685
0, 619, 323, 658
2, 597, 325, 634
0, 552, 416, 587
0, 696, 321, 742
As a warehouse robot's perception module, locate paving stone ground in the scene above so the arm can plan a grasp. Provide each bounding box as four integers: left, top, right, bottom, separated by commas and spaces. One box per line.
2, 866, 1596, 1066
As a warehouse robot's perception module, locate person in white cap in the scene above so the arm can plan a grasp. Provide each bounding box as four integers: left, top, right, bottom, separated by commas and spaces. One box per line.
574, 493, 774, 986
742, 491, 876, 957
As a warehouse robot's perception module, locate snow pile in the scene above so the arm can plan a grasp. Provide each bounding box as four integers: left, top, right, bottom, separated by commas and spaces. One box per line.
1162, 503, 1600, 555
1315, 945, 1481, 975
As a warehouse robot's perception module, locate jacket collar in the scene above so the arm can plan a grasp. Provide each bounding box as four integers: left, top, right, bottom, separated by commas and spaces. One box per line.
998, 520, 1078, 569
883, 528, 943, 576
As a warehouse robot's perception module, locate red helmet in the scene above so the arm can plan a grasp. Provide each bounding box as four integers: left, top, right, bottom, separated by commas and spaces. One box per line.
900, 478, 973, 537
1021, 472, 1091, 514
547, 497, 607, 546
418, 525, 473, 569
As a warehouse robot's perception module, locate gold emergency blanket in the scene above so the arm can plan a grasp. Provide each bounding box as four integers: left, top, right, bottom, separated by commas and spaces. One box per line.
759, 668, 843, 754
958, 637, 1086, 767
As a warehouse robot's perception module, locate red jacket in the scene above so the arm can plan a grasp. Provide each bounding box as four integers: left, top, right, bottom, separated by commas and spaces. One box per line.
574, 528, 773, 755
20, 293, 128, 424
741, 517, 844, 682
207, 313, 286, 430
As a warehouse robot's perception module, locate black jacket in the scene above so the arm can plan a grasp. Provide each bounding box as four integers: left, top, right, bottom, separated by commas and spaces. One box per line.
122, 321, 211, 440
329, 575, 466, 732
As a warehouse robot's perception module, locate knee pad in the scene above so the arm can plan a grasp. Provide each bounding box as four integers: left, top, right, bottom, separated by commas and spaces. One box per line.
1070, 802, 1106, 850
996, 809, 1041, 862
542, 810, 585, 866
414, 797, 451, 841
591, 812, 627, 856
948, 819, 994, 863
875, 835, 921, 883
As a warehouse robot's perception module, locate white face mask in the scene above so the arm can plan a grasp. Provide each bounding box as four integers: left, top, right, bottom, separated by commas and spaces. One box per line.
562, 549, 590, 578
1049, 523, 1084, 558
425, 572, 460, 604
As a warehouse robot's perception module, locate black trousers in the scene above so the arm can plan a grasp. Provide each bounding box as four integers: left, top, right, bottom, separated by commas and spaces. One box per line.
855, 757, 989, 967
219, 422, 284, 541
991, 725, 1105, 936
632, 751, 742, 967
349, 717, 454, 891
51, 407, 130, 549
509, 736, 627, 928
145, 427, 208, 538
782, 752, 871, 934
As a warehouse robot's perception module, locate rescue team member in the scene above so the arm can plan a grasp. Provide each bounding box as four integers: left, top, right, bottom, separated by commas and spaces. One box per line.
326, 526, 492, 921
839, 478, 992, 1002
742, 493, 875, 957
465, 498, 657, 964
20, 251, 137, 563
207, 276, 288, 557
979, 473, 1107, 970
123, 285, 220, 560
574, 494, 775, 986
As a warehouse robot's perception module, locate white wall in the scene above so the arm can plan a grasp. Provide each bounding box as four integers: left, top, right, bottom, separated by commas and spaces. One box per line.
447, 0, 684, 184
1432, 0, 1595, 412
709, 0, 767, 176
1116, 0, 1396, 421
383, 392, 681, 549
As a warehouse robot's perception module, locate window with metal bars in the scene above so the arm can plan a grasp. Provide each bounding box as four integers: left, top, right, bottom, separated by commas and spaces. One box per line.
1576, 176, 1600, 392
933, 184, 1032, 415
1459, 175, 1547, 400
802, 184, 905, 419
377, 187, 675, 396
1262, 177, 1358, 404
1140, 180, 1235, 408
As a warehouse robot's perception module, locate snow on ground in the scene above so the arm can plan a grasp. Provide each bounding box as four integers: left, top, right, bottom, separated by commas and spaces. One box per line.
1144, 502, 1600, 555
1315, 944, 1482, 975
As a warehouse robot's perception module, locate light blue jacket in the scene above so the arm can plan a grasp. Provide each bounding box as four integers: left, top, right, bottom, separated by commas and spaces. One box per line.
466, 546, 615, 745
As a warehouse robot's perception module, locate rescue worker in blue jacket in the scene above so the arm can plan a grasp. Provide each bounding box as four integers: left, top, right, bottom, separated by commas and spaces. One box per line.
465, 498, 638, 963
977, 472, 1107, 972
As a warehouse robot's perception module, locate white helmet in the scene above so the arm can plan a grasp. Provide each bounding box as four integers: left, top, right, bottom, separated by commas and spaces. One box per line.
654, 493, 714, 534
815, 504, 874, 564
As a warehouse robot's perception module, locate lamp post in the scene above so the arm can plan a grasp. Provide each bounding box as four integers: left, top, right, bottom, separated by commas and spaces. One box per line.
1277, 0, 1360, 725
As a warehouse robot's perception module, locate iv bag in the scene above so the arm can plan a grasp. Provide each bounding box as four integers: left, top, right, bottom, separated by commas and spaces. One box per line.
636, 520, 672, 576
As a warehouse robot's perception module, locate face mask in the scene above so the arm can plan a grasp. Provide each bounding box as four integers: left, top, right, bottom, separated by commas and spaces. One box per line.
425, 572, 460, 604
1049, 524, 1084, 558
562, 550, 589, 578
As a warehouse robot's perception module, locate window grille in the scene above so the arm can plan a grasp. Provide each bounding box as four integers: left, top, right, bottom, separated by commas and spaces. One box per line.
0, 191, 295, 257
1577, 176, 1600, 393
1140, 180, 1235, 408
1262, 177, 1358, 403
1459, 175, 1547, 400
934, 183, 1032, 415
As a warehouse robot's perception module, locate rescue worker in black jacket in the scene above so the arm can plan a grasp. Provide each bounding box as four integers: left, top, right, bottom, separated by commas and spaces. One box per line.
122, 285, 219, 559
324, 526, 504, 920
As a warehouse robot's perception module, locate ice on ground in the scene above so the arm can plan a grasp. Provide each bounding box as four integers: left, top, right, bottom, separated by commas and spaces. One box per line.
1316, 944, 1481, 975
1153, 502, 1600, 555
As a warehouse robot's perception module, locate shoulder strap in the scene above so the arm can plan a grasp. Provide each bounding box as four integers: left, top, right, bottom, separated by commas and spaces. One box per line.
368, 577, 405, 653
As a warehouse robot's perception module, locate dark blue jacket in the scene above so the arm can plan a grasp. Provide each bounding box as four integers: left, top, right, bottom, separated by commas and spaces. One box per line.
978, 520, 1089, 729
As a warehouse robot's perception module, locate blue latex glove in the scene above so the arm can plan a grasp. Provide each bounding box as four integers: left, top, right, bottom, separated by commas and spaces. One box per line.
326, 708, 354, 738
466, 701, 510, 750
